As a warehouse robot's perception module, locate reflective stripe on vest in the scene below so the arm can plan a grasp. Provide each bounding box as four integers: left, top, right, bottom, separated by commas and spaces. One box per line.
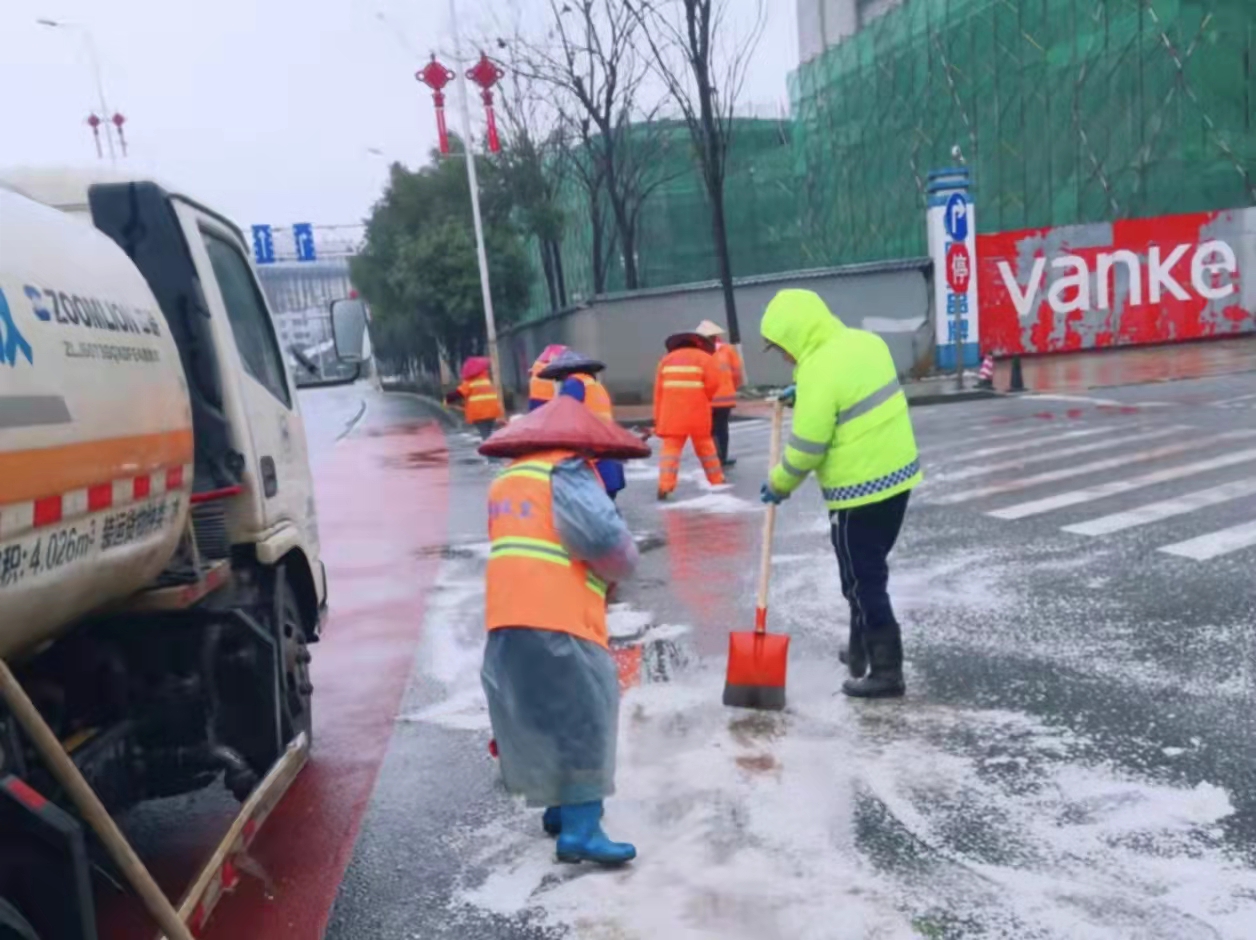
835, 378, 902, 425
486, 450, 609, 646
662, 364, 705, 389
822, 459, 920, 503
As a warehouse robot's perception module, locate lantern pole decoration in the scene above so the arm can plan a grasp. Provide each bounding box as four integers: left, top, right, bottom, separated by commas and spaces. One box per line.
86, 114, 103, 159
416, 54, 456, 154
466, 52, 506, 154
111, 113, 128, 157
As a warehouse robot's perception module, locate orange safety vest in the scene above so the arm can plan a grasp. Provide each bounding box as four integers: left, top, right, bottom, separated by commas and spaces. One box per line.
652, 347, 722, 438
574, 374, 614, 422
458, 375, 504, 423
485, 450, 609, 647
711, 342, 742, 409
529, 363, 556, 403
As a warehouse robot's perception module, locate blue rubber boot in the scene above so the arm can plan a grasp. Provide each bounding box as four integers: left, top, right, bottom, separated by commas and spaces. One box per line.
556, 802, 636, 865
542, 807, 562, 836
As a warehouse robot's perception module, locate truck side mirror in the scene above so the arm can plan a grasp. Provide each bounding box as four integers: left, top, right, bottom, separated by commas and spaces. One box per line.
330, 298, 368, 363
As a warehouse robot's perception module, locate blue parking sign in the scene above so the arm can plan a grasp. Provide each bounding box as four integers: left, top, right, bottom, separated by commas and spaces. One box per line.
251, 225, 275, 265
293, 223, 316, 262
944, 193, 968, 242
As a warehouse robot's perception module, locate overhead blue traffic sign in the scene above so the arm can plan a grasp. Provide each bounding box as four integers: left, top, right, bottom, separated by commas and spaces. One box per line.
944, 192, 969, 242
293, 223, 316, 263
251, 224, 275, 265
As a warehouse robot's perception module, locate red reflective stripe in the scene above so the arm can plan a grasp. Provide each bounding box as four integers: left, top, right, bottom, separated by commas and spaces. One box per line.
133, 475, 152, 499
88, 483, 113, 511
191, 485, 243, 505
167, 465, 185, 490
33, 496, 62, 527
5, 777, 48, 811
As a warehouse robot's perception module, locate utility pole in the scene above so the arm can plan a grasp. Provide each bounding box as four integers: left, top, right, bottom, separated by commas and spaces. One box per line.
38, 19, 118, 165
447, 0, 503, 404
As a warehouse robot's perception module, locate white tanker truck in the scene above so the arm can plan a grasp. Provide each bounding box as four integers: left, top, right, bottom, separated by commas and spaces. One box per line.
0, 169, 364, 940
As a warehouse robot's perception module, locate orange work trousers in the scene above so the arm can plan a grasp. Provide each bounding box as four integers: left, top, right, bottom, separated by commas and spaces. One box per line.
658, 435, 725, 494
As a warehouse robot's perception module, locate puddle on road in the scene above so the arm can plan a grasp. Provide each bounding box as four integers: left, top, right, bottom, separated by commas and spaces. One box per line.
380, 447, 450, 469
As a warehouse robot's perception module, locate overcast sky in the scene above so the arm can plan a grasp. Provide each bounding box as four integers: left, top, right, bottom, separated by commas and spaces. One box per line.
0, 0, 796, 230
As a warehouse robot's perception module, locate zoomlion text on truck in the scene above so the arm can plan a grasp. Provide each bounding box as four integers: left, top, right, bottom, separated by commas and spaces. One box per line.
0, 167, 363, 940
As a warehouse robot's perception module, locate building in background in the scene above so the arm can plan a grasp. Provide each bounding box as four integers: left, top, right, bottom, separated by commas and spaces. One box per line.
797, 0, 906, 64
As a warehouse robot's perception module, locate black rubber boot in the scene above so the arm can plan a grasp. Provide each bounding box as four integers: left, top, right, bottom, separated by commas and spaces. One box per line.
842, 623, 904, 698
837, 639, 868, 679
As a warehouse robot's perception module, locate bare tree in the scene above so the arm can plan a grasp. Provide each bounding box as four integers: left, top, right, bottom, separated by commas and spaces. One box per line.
626, 0, 766, 344
511, 0, 673, 291
494, 44, 572, 311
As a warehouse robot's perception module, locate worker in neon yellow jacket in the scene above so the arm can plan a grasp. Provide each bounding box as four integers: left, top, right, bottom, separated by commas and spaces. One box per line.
759, 289, 922, 699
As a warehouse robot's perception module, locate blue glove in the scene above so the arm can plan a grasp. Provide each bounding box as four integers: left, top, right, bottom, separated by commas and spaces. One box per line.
778, 384, 796, 407
760, 482, 786, 505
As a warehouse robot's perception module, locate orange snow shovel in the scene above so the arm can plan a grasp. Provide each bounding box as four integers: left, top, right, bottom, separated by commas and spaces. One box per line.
722, 397, 791, 710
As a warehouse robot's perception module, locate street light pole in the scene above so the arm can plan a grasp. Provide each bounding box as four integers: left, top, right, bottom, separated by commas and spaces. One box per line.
38, 18, 117, 164
447, 0, 503, 404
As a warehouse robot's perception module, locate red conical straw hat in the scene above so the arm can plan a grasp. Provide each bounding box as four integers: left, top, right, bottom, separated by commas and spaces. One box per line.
460, 356, 491, 380
479, 395, 651, 460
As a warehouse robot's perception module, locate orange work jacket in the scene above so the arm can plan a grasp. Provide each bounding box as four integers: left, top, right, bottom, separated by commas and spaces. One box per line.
457, 375, 504, 423
529, 363, 556, 404
652, 347, 723, 438
574, 374, 614, 422
485, 450, 609, 647
711, 341, 743, 409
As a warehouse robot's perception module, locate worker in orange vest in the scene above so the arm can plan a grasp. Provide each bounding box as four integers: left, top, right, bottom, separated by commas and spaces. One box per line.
695, 319, 744, 468
528, 344, 568, 411
653, 331, 725, 499
538, 349, 626, 500
445, 356, 504, 440
478, 396, 651, 865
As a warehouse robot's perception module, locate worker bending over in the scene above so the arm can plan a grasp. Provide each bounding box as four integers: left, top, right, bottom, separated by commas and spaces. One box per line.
653, 331, 725, 500
695, 320, 744, 468
539, 349, 626, 501
446, 356, 504, 440
528, 344, 568, 411
479, 396, 650, 865
758, 290, 922, 698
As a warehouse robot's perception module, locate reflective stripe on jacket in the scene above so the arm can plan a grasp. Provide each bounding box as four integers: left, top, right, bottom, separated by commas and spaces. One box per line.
761, 290, 922, 510
458, 375, 504, 424
711, 342, 742, 409
575, 374, 614, 422
652, 347, 723, 438
485, 449, 609, 647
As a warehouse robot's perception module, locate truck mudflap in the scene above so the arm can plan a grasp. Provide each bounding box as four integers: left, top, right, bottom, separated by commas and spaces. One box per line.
162, 732, 309, 939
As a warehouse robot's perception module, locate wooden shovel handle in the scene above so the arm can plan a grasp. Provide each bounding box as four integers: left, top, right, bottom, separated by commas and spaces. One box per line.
755, 398, 786, 624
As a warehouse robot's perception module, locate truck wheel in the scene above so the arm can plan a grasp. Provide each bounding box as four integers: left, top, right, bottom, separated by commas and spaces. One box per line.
272, 569, 313, 746
0, 899, 40, 940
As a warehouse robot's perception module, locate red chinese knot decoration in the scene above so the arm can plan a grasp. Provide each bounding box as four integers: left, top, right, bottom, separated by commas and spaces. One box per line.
466, 52, 506, 154
86, 113, 103, 159
111, 112, 128, 157
416, 55, 456, 154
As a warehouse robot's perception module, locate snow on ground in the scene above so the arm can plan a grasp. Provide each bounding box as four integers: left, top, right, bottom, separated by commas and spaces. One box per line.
431, 528, 1255, 939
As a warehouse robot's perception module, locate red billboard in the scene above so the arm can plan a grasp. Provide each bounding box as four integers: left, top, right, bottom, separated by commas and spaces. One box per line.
977, 209, 1256, 356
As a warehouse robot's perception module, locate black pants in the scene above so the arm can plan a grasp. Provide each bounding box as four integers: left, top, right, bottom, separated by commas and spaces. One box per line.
711, 407, 732, 464
830, 491, 910, 643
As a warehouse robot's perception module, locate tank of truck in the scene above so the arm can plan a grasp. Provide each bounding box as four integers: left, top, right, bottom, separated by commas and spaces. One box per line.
0, 186, 194, 658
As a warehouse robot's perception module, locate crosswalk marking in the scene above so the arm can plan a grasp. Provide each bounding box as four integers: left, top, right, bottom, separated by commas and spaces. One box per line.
936, 426, 1112, 463
1061, 478, 1256, 536
988, 447, 1256, 520
932, 431, 1256, 506
930, 426, 1184, 483
918, 422, 1052, 451
1159, 519, 1256, 560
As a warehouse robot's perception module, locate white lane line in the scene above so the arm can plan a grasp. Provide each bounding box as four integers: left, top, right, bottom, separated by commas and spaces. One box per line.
917, 422, 1053, 451
931, 426, 1113, 463
934, 431, 1256, 506
1030, 393, 1173, 408
1159, 518, 1256, 560
1062, 478, 1256, 536
989, 447, 1256, 519
930, 426, 1185, 483
1209, 392, 1256, 407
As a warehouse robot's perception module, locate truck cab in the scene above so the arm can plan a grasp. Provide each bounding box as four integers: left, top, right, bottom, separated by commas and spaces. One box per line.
0, 169, 329, 940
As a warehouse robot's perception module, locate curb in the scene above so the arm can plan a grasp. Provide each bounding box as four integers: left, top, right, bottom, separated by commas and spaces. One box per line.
907, 388, 1003, 407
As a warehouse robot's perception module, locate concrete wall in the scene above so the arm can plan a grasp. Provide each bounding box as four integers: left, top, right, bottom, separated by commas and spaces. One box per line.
499, 260, 934, 404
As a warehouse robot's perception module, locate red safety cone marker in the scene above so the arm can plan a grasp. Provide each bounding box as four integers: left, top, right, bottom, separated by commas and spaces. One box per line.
976, 354, 995, 389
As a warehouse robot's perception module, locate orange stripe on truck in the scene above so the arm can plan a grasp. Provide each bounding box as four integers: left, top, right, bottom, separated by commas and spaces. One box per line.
0, 429, 194, 506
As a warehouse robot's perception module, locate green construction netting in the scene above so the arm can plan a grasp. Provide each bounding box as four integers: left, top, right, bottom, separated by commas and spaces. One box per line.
521, 0, 1255, 320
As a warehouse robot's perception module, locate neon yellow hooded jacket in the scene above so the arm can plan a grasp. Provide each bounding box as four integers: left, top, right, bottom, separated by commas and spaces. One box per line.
761, 289, 922, 510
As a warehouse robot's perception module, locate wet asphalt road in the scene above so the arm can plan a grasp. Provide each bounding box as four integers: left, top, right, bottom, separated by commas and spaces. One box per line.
321, 372, 1256, 940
